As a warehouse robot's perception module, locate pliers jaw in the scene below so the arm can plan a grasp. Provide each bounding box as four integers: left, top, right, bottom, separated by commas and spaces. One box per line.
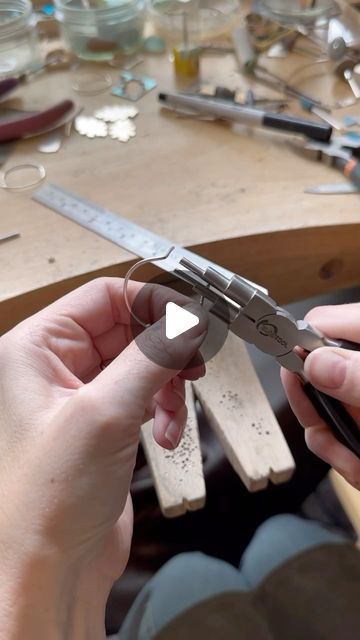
177, 258, 331, 375
175, 257, 360, 458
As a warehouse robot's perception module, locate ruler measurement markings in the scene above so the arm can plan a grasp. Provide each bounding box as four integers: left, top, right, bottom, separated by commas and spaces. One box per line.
32, 184, 267, 292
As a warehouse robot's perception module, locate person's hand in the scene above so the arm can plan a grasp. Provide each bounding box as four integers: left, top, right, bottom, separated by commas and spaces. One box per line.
0, 278, 207, 639
281, 303, 360, 490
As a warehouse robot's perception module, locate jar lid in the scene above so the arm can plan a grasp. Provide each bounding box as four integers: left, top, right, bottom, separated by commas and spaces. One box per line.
55, 0, 145, 21
0, 0, 33, 39
0, 0, 32, 26
0, 1, 32, 30
58, 0, 140, 9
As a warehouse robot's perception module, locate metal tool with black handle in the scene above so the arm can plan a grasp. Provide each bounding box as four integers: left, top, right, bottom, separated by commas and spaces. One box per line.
176, 259, 360, 459
306, 136, 360, 192
158, 91, 332, 142
334, 156, 360, 190
304, 375, 360, 455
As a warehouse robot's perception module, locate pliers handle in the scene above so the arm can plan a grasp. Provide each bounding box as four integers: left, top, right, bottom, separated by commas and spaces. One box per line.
0, 78, 19, 101
0, 100, 74, 143
304, 370, 360, 457
0, 78, 75, 142
334, 156, 360, 190
305, 135, 360, 191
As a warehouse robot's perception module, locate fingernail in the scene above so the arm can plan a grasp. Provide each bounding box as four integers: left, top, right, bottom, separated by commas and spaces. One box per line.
307, 350, 346, 389
165, 419, 181, 448
183, 302, 209, 337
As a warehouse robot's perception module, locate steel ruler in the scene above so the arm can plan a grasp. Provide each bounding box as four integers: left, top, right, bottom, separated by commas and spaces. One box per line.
33, 183, 266, 292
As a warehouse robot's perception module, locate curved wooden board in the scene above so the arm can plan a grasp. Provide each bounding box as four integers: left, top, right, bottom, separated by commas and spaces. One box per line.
1, 223, 360, 334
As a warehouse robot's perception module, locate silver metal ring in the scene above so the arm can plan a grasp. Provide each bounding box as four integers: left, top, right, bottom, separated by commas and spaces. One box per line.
0, 163, 46, 190
123, 246, 175, 328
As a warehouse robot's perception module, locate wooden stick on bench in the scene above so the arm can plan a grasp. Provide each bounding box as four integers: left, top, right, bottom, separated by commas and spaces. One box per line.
141, 382, 206, 518
194, 332, 295, 492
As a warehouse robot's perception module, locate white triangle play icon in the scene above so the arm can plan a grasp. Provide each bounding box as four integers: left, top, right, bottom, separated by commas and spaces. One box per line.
165, 302, 199, 340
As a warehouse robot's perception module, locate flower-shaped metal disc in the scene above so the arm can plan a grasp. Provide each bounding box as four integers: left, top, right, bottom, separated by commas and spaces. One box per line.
94, 105, 139, 122
109, 119, 136, 142
75, 116, 108, 138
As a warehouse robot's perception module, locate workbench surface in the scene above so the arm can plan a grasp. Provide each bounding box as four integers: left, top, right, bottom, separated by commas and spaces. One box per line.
1, 51, 360, 334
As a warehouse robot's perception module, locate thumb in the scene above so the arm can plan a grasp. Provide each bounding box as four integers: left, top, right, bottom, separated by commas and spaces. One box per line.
86, 301, 208, 424
304, 347, 360, 407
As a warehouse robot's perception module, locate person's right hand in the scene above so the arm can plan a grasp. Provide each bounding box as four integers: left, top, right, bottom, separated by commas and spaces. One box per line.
281, 303, 360, 490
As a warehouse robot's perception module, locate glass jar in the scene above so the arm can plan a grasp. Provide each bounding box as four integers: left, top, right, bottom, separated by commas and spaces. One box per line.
148, 0, 240, 43
0, 1, 42, 77
261, 0, 335, 24
54, 0, 146, 61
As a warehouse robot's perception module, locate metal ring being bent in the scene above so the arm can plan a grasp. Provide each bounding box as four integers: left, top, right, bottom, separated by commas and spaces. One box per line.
0, 163, 46, 190
123, 246, 175, 328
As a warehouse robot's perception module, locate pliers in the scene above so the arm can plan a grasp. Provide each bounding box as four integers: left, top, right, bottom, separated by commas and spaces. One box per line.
0, 77, 74, 143
304, 135, 360, 191
175, 258, 360, 459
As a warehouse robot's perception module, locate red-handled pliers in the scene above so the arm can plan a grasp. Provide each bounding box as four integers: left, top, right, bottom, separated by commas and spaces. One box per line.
0, 78, 74, 142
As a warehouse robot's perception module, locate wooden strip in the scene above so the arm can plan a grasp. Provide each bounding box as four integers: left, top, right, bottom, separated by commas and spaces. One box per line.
2, 223, 360, 335
330, 470, 360, 547
193, 332, 295, 491
141, 383, 206, 518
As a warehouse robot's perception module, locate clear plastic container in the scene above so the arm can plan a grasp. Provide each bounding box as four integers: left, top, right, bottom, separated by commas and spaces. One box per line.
54, 0, 146, 61
261, 0, 335, 24
0, 1, 42, 77
148, 0, 240, 44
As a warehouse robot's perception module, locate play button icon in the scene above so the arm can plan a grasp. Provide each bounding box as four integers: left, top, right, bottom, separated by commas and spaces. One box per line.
129, 275, 230, 369
166, 302, 200, 339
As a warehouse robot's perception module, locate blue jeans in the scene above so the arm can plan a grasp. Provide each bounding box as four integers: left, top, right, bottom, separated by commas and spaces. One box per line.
114, 514, 346, 640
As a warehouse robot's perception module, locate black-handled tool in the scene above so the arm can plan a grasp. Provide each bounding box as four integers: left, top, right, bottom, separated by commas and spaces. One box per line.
263, 112, 331, 141
305, 136, 360, 191
158, 91, 332, 142
175, 259, 360, 459
305, 336, 360, 457
334, 156, 360, 190
305, 384, 360, 457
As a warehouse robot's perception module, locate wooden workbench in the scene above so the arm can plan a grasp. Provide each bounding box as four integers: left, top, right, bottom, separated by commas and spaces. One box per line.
1, 49, 360, 335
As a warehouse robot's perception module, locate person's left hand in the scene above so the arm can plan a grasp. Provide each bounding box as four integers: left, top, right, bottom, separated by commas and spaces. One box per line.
0, 278, 207, 637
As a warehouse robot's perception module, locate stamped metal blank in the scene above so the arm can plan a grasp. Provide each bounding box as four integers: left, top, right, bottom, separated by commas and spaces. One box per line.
111, 71, 157, 101
94, 105, 139, 122
74, 115, 108, 138
109, 120, 136, 142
